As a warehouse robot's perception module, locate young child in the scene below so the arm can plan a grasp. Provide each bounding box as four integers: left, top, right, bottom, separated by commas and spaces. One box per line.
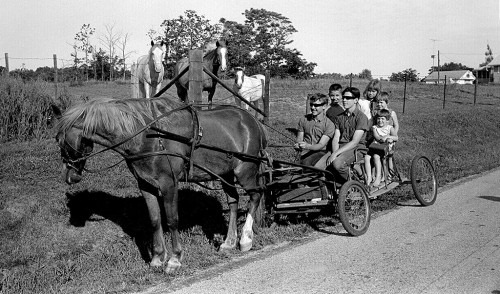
364, 109, 398, 188
360, 79, 382, 121
373, 91, 399, 134
325, 83, 344, 119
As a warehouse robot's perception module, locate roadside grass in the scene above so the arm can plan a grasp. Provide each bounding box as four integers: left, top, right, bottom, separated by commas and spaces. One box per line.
1, 78, 500, 293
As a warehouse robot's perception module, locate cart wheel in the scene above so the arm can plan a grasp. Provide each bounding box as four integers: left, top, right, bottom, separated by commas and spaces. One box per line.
410, 155, 437, 206
337, 180, 371, 236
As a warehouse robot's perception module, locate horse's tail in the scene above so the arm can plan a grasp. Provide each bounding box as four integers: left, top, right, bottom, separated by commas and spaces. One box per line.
130, 62, 140, 98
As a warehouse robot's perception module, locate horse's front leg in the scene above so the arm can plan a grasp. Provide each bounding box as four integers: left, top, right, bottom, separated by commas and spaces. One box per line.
207, 87, 215, 109
159, 177, 184, 274
141, 190, 167, 267
145, 84, 151, 98
239, 190, 261, 252
219, 179, 239, 250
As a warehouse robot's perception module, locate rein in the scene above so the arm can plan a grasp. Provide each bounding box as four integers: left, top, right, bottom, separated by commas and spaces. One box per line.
61, 103, 194, 172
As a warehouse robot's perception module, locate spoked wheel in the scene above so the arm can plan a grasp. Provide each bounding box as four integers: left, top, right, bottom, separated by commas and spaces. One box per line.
410, 155, 438, 206
337, 180, 371, 236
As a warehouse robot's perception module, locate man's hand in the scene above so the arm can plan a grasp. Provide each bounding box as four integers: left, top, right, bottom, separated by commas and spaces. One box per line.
326, 152, 338, 166
298, 141, 309, 150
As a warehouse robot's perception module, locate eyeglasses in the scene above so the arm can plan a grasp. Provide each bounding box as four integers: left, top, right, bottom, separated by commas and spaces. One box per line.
310, 103, 325, 107
342, 96, 356, 100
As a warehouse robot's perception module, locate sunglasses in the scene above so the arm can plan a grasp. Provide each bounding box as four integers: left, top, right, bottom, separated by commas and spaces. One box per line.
342, 96, 356, 100
310, 103, 325, 107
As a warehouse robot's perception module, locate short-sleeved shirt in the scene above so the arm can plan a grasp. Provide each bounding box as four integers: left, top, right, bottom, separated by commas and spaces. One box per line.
332, 107, 369, 146
326, 104, 345, 120
298, 112, 335, 149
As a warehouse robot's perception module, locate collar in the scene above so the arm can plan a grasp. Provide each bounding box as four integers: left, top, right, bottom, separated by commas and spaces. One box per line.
313, 111, 327, 122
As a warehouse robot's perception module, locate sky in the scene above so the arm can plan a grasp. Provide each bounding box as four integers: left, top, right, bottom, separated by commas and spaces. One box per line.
1, 0, 499, 78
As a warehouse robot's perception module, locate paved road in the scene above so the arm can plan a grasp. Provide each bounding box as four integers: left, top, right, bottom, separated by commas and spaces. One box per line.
141, 169, 500, 294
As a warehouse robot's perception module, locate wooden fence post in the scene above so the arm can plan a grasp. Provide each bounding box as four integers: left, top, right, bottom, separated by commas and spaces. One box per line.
4, 53, 9, 76
403, 74, 407, 114
53, 54, 58, 99
263, 70, 271, 123
473, 81, 477, 105
442, 75, 447, 109
188, 49, 203, 105
350, 73, 353, 87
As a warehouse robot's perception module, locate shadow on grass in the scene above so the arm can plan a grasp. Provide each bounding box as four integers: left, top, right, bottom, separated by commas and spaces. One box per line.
478, 196, 500, 202
66, 189, 227, 262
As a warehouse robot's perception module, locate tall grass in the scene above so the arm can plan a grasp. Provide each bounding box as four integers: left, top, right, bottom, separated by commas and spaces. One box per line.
0, 76, 71, 143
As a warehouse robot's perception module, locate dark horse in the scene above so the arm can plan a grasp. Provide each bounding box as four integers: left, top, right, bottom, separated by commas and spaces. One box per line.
174, 40, 228, 106
52, 97, 267, 273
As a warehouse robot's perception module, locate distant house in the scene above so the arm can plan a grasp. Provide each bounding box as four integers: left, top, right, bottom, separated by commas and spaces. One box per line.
472, 55, 500, 84
422, 70, 476, 85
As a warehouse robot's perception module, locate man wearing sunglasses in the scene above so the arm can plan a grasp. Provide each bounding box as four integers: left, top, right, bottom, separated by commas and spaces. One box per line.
294, 93, 335, 166
315, 87, 369, 183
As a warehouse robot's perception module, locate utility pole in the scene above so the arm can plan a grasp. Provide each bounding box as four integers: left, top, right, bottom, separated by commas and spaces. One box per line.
437, 50, 440, 84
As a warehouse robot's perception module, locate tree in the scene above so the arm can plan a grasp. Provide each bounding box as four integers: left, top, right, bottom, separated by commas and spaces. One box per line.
243, 8, 298, 76
219, 18, 254, 73
117, 33, 135, 80
156, 10, 223, 77
99, 23, 121, 81
389, 68, 418, 82
479, 44, 494, 67
74, 24, 95, 81
359, 69, 372, 80
429, 62, 472, 73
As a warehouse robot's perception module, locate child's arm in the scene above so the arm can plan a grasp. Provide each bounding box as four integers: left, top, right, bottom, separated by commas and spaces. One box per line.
372, 126, 383, 142
391, 111, 399, 135
386, 126, 398, 143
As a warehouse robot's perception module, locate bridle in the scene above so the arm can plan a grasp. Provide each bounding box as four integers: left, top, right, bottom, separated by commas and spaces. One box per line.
58, 103, 196, 173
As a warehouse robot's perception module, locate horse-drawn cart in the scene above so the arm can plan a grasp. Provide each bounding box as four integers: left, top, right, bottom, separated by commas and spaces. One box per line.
260, 148, 438, 236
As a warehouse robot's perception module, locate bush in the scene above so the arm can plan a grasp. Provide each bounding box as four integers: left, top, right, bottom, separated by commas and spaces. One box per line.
0, 76, 72, 142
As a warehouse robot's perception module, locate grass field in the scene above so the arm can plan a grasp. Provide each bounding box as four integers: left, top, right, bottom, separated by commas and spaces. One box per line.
1, 77, 500, 293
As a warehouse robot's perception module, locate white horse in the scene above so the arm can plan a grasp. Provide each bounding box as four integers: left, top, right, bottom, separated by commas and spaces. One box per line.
131, 41, 166, 98
233, 67, 266, 114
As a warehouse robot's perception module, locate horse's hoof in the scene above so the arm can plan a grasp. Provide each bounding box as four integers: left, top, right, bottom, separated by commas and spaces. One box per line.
165, 259, 181, 274
239, 239, 253, 252
219, 240, 237, 251
150, 250, 167, 267
150, 257, 164, 267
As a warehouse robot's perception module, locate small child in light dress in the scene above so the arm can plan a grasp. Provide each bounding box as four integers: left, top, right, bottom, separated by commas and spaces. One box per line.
364, 109, 398, 187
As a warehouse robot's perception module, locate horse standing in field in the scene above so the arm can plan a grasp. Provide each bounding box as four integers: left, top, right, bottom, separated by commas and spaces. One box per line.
174, 40, 228, 106
52, 97, 267, 273
233, 67, 266, 115
131, 41, 166, 98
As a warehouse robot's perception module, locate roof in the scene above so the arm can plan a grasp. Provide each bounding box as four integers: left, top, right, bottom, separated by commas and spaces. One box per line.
423, 70, 475, 81
488, 54, 500, 66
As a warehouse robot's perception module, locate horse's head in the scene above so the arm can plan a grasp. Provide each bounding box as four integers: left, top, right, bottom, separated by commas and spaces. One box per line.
56, 128, 94, 185
215, 40, 228, 72
150, 40, 166, 73
234, 67, 245, 89
52, 105, 94, 185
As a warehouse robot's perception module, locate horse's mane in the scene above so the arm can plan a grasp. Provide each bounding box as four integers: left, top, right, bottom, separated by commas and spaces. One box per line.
58, 97, 189, 148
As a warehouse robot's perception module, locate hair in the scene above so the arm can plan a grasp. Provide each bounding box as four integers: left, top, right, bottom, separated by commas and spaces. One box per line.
328, 83, 342, 92
363, 79, 382, 101
342, 87, 360, 99
308, 93, 328, 105
375, 108, 391, 120
377, 91, 390, 103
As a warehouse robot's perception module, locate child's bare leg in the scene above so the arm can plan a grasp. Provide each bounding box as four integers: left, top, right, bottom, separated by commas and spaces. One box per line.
364, 154, 372, 185
373, 154, 382, 186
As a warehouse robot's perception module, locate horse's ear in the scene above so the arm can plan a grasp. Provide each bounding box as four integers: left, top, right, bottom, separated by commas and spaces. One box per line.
151, 40, 155, 46
51, 104, 62, 120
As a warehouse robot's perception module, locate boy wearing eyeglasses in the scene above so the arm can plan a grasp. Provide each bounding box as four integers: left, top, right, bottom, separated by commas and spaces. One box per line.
315, 87, 369, 184
294, 93, 335, 166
